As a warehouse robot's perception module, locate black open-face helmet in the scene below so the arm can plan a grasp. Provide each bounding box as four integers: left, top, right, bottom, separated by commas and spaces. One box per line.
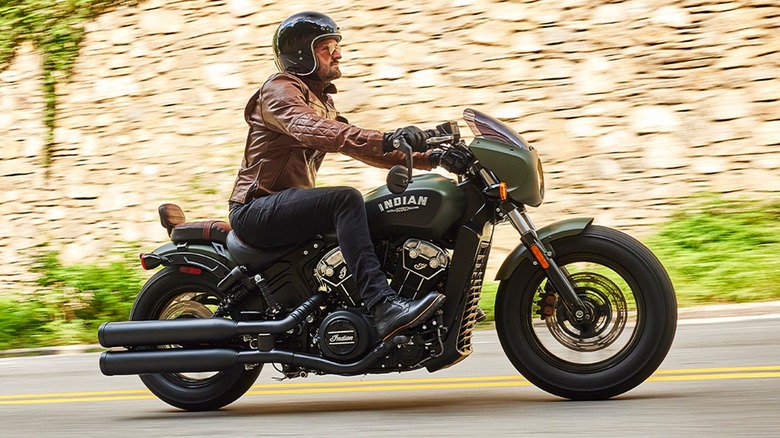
273, 12, 341, 76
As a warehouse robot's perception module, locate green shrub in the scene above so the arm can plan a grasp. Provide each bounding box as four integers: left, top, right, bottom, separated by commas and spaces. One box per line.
0, 249, 144, 350
646, 195, 780, 306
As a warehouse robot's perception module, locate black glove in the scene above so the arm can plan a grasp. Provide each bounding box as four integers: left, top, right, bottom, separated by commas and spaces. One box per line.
429, 147, 473, 174
382, 126, 429, 153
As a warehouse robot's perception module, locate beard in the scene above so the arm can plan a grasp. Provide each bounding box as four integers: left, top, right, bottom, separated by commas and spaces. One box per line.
317, 62, 341, 82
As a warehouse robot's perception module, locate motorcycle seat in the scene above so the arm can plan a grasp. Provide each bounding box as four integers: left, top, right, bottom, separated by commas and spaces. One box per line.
171, 220, 231, 244
226, 230, 298, 273
158, 203, 231, 244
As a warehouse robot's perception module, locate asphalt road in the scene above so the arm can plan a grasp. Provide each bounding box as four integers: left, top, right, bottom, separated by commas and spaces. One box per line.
1, 312, 779, 438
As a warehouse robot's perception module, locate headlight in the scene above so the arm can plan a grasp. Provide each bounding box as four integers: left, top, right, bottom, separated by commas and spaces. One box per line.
537, 157, 545, 201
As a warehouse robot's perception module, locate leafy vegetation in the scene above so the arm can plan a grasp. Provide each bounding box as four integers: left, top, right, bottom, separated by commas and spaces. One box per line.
2, 196, 779, 350
0, 249, 144, 351
0, 1, 141, 166
645, 195, 780, 306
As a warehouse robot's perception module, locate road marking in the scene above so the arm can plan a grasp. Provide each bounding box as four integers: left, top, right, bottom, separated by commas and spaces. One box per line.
1, 366, 779, 405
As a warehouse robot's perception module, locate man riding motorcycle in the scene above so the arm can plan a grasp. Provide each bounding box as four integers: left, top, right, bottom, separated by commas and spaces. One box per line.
228, 11, 461, 340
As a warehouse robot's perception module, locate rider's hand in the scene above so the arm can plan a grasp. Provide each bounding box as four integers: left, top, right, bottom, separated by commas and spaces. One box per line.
382, 126, 429, 153
429, 147, 473, 174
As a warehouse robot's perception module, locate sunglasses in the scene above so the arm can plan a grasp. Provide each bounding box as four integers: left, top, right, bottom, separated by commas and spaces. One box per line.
317, 41, 341, 55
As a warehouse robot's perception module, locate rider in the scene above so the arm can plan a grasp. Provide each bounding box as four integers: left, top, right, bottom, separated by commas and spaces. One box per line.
228, 11, 446, 341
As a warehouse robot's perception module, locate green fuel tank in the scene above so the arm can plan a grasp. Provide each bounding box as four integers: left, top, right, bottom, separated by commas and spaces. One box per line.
364, 174, 466, 240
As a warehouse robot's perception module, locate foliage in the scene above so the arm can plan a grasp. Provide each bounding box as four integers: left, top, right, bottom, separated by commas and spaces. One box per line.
0, 0, 141, 166
646, 195, 780, 306
0, 249, 144, 350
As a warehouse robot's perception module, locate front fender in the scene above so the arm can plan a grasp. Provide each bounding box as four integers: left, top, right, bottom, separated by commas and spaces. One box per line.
494, 217, 594, 280
144, 242, 236, 279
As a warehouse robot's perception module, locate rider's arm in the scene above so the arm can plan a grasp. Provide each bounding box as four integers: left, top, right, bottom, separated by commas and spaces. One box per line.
258, 74, 386, 156
346, 150, 435, 171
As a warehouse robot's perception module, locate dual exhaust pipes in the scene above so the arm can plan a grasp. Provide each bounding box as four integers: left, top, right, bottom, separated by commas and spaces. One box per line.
98, 293, 392, 376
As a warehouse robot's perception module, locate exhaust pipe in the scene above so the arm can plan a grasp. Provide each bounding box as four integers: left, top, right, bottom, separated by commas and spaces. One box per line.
98, 293, 327, 348
99, 340, 397, 376
99, 348, 239, 375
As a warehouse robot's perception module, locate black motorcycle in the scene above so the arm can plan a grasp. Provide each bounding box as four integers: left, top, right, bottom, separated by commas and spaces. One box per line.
98, 108, 677, 411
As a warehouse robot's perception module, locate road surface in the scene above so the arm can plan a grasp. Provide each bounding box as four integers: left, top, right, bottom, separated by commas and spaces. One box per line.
1, 313, 779, 437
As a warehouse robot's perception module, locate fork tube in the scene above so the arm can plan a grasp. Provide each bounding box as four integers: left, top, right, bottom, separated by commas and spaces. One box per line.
478, 166, 588, 320
502, 203, 589, 322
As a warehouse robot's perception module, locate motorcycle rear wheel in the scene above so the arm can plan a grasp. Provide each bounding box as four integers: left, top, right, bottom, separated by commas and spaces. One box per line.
495, 225, 677, 400
130, 267, 262, 411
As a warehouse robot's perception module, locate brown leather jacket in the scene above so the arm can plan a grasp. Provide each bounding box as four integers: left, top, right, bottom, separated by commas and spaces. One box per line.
229, 73, 434, 204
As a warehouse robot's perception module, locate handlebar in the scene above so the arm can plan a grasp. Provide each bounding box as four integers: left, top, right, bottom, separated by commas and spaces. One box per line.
388, 120, 463, 186
426, 135, 455, 145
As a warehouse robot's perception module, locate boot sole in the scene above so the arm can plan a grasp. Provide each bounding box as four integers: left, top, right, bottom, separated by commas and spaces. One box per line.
381, 294, 446, 341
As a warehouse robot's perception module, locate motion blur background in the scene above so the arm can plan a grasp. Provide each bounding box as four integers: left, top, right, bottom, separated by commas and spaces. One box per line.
1, 0, 778, 290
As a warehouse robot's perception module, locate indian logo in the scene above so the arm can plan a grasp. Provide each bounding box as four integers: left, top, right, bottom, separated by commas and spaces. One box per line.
378, 195, 429, 214
328, 332, 356, 344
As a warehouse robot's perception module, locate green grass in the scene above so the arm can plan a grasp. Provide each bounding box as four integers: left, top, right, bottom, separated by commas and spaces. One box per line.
645, 195, 780, 307
0, 249, 144, 351
2, 195, 778, 350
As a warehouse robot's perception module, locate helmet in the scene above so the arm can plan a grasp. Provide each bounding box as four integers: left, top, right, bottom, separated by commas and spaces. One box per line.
273, 12, 341, 76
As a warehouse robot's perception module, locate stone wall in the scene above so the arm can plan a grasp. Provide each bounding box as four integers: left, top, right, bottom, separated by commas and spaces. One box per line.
1, 0, 779, 290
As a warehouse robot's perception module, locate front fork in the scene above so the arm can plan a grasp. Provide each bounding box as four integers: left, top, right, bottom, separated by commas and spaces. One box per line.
500, 202, 591, 323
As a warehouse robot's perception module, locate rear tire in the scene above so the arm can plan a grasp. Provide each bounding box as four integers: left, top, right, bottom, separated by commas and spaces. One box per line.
130, 267, 261, 411
495, 225, 677, 400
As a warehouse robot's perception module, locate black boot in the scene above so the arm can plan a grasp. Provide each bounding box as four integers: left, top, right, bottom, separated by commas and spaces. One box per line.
371, 292, 446, 340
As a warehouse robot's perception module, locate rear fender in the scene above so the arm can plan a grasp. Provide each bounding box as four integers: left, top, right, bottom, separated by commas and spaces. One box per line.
141, 242, 236, 279
494, 218, 594, 280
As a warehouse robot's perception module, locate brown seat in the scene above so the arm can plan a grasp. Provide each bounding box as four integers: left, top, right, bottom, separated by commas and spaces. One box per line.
158, 203, 231, 244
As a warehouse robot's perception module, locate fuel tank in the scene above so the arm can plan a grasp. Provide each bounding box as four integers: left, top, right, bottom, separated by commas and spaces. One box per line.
364, 174, 466, 239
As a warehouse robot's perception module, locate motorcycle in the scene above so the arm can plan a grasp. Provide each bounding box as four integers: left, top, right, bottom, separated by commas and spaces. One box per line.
97, 108, 677, 411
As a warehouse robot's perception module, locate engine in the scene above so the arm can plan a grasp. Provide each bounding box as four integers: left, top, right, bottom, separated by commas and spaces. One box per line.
313, 238, 450, 307
391, 239, 449, 299
314, 247, 360, 306
311, 239, 450, 363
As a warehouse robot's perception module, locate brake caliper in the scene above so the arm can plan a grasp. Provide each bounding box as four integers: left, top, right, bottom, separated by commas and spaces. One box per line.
536, 287, 557, 320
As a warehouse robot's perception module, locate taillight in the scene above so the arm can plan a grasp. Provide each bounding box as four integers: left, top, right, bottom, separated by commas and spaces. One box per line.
140, 253, 161, 270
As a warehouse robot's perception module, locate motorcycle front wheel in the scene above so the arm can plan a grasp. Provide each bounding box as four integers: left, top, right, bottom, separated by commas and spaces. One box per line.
130, 266, 262, 411
495, 225, 677, 400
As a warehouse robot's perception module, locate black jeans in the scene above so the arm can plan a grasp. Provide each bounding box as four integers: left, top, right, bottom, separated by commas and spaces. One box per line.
229, 187, 394, 310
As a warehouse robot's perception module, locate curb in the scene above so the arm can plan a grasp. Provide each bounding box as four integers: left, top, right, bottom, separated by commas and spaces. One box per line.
3, 301, 780, 359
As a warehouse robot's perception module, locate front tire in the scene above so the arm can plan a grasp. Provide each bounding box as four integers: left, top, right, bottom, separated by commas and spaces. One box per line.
130, 267, 261, 411
495, 225, 677, 400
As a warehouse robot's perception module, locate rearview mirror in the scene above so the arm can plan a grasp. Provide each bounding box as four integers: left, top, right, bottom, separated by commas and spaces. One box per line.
386, 165, 409, 194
